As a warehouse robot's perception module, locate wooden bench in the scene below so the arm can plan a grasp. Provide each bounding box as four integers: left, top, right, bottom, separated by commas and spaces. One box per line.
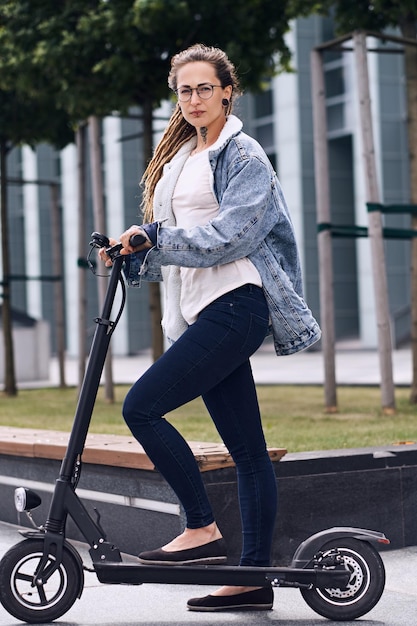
0, 426, 286, 472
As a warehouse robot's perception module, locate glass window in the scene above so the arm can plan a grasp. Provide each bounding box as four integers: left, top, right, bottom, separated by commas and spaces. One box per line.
255, 123, 274, 149
326, 103, 345, 132
325, 67, 345, 98
254, 89, 273, 118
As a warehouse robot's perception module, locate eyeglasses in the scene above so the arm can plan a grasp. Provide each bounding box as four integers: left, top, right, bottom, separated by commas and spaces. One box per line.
176, 84, 222, 102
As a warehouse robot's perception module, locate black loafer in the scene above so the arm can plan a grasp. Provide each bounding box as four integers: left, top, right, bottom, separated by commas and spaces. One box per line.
138, 538, 227, 565
187, 586, 274, 612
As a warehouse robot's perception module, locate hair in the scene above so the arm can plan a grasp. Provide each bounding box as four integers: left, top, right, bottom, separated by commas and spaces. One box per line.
140, 44, 241, 222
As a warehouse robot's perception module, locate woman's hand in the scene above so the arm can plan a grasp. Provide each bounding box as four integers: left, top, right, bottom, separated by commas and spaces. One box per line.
98, 226, 153, 267
119, 225, 153, 254
98, 237, 119, 267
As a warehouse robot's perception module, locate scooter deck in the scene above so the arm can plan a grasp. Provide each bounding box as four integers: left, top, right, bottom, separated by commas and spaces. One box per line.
94, 560, 351, 589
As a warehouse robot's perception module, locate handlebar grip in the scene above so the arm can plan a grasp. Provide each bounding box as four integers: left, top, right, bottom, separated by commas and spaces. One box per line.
129, 233, 147, 247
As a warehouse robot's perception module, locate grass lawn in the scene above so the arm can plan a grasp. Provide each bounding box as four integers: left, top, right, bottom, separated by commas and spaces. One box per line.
1, 385, 416, 453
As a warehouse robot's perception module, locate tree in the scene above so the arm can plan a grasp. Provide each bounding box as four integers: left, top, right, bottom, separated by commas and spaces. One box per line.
0, 0, 302, 363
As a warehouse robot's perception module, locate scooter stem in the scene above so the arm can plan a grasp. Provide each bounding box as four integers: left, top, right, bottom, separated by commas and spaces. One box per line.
48, 254, 124, 523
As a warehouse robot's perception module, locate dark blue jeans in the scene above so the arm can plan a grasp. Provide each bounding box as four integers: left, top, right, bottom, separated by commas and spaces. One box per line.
123, 284, 278, 566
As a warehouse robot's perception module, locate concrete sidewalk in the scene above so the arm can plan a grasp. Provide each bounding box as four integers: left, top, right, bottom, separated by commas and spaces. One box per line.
0, 520, 415, 625
23, 343, 413, 388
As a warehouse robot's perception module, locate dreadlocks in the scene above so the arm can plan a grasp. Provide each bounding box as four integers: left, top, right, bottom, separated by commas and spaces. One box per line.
140, 105, 195, 222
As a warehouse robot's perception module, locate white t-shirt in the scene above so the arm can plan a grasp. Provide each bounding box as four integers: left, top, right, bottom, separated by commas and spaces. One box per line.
172, 149, 262, 325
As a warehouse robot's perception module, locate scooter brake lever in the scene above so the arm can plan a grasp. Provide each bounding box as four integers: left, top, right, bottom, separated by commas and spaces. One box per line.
90, 232, 110, 248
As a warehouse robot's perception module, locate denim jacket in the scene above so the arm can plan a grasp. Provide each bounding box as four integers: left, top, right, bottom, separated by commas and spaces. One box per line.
127, 115, 321, 355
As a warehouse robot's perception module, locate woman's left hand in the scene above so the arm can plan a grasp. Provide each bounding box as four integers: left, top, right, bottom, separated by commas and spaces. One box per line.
98, 238, 119, 267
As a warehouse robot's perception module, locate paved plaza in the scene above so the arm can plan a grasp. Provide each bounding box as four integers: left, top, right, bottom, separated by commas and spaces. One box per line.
0, 520, 416, 626
24, 343, 414, 388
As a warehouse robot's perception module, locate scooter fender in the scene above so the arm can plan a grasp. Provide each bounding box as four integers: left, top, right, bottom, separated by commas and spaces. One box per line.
290, 526, 390, 568
19, 530, 85, 599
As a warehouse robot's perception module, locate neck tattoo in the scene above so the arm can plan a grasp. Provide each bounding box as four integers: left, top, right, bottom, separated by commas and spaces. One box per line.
200, 127, 208, 144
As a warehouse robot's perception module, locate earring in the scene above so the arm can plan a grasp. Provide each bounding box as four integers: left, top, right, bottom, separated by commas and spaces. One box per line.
222, 98, 230, 107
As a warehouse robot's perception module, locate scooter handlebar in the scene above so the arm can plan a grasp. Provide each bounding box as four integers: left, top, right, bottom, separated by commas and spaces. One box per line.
90, 231, 147, 250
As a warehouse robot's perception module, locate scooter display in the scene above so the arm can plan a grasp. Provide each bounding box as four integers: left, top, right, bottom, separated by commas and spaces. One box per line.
0, 233, 389, 623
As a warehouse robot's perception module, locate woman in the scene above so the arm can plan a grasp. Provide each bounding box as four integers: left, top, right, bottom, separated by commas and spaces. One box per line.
100, 43, 321, 612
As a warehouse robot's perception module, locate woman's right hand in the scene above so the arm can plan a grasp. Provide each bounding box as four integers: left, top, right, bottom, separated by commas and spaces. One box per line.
119, 225, 152, 254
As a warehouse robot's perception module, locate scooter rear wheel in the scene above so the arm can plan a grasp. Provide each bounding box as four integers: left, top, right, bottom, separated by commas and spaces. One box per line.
0, 538, 83, 623
300, 537, 385, 621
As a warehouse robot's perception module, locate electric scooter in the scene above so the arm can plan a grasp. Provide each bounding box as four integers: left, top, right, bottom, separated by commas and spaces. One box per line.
0, 233, 389, 623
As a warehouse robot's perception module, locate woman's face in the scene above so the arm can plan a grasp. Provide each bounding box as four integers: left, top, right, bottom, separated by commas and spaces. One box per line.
176, 61, 232, 131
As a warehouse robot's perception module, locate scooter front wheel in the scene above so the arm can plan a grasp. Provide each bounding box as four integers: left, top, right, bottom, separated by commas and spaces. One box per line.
0, 538, 83, 623
300, 537, 385, 621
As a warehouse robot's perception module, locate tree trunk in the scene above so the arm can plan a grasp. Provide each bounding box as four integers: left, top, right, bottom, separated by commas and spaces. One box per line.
88, 116, 114, 402
142, 98, 164, 361
353, 31, 395, 412
50, 183, 66, 388
311, 48, 338, 412
76, 125, 88, 392
399, 19, 417, 403
0, 139, 17, 395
